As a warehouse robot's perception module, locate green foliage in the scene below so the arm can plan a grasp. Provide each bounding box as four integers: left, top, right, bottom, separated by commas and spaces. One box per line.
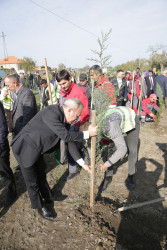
88, 28, 112, 71
58, 63, 66, 71
155, 83, 165, 126
91, 80, 116, 167
148, 44, 167, 71
19, 57, 36, 72
113, 58, 149, 72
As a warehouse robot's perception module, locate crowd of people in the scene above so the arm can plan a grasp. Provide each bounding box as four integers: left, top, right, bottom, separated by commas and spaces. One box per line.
0, 65, 167, 221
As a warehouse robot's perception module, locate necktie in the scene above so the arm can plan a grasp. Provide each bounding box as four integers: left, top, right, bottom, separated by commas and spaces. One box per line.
150, 77, 153, 89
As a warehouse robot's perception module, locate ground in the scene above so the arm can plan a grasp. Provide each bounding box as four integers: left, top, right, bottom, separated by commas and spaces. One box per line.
0, 109, 167, 250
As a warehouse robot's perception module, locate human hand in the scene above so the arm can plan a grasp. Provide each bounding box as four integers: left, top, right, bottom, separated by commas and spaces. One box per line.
150, 113, 154, 118
3, 90, 8, 97
88, 125, 98, 137
152, 115, 156, 120
82, 164, 92, 174
99, 162, 109, 172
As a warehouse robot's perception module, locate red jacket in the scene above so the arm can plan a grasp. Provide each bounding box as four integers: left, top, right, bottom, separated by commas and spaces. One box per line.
142, 98, 159, 115
127, 75, 140, 100
97, 77, 117, 105
60, 82, 90, 124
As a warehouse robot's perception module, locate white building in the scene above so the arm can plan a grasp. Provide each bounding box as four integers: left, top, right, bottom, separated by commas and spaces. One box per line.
0, 56, 24, 73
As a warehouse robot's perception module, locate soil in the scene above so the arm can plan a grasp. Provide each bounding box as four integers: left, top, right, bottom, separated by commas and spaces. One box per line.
0, 110, 167, 250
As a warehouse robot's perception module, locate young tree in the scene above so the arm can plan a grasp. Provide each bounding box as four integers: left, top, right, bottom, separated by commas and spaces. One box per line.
19, 57, 36, 72
88, 28, 112, 72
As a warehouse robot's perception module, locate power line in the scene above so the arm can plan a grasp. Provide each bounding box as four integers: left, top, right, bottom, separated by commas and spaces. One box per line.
28, 0, 135, 56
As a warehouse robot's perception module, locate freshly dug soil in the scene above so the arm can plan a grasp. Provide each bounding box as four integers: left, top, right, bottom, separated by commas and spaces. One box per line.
0, 110, 167, 250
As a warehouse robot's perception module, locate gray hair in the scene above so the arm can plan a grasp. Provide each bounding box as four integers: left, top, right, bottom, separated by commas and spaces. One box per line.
5, 74, 19, 84
163, 69, 167, 74
63, 98, 84, 110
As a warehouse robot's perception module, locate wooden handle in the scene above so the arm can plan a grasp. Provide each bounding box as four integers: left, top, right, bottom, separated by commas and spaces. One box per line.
44, 58, 53, 105
90, 110, 96, 207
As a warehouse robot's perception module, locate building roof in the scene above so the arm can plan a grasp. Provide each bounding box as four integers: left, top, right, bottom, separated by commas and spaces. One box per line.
0, 56, 22, 65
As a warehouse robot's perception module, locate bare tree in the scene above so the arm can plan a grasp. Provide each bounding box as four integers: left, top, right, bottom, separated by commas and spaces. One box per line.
88, 28, 112, 72
148, 44, 167, 72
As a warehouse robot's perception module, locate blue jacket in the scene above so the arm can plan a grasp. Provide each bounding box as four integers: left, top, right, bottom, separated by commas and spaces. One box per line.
154, 75, 167, 99
0, 102, 9, 157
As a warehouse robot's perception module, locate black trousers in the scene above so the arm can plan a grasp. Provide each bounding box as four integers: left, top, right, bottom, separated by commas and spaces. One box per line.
20, 156, 53, 209
0, 155, 16, 191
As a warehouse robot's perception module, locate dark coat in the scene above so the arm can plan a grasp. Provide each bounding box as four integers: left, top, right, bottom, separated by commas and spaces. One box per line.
0, 102, 9, 157
145, 76, 156, 97
110, 77, 128, 106
154, 75, 167, 99
12, 86, 37, 137
11, 105, 84, 168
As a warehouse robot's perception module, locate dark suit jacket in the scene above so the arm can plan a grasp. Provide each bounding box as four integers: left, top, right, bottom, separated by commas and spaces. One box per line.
109, 77, 128, 106
11, 105, 84, 168
145, 76, 156, 97
154, 75, 167, 99
0, 102, 9, 157
12, 86, 37, 136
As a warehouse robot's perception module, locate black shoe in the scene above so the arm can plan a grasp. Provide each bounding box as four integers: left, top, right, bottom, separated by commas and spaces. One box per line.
99, 176, 112, 193
38, 205, 57, 221
14, 165, 20, 171
4, 189, 17, 208
66, 172, 80, 181
125, 175, 135, 191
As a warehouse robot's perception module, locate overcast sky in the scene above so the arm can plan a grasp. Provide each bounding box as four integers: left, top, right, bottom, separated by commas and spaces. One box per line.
1, 0, 167, 69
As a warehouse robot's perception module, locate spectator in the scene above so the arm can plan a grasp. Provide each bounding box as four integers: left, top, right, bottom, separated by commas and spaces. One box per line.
5, 74, 37, 171
126, 70, 141, 113
78, 73, 91, 110
110, 69, 128, 106
141, 94, 159, 124
57, 69, 90, 180
34, 71, 42, 99
27, 71, 33, 89
136, 67, 141, 77
154, 69, 167, 101
0, 102, 16, 208
89, 65, 116, 107
41, 79, 59, 108
0, 86, 14, 136
19, 73, 26, 86
145, 70, 156, 97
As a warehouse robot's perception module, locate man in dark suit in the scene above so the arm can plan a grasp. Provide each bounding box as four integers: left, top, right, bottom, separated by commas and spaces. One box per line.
11, 98, 98, 221
4, 74, 37, 138
5, 74, 37, 171
0, 102, 16, 208
154, 70, 167, 101
110, 69, 128, 106
145, 70, 156, 97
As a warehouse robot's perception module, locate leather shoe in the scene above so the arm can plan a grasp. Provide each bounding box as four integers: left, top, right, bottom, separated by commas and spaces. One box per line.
14, 165, 20, 171
125, 176, 135, 191
4, 189, 17, 208
38, 205, 57, 221
98, 176, 112, 193
65, 172, 80, 181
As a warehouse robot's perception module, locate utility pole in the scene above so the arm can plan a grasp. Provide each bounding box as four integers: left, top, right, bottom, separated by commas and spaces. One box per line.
1, 32, 8, 59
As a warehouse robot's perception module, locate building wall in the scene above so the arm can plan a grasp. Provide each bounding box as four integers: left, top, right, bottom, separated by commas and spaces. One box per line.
0, 63, 24, 73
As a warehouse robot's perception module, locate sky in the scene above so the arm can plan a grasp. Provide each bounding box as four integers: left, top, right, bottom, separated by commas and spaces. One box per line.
1, 0, 167, 69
